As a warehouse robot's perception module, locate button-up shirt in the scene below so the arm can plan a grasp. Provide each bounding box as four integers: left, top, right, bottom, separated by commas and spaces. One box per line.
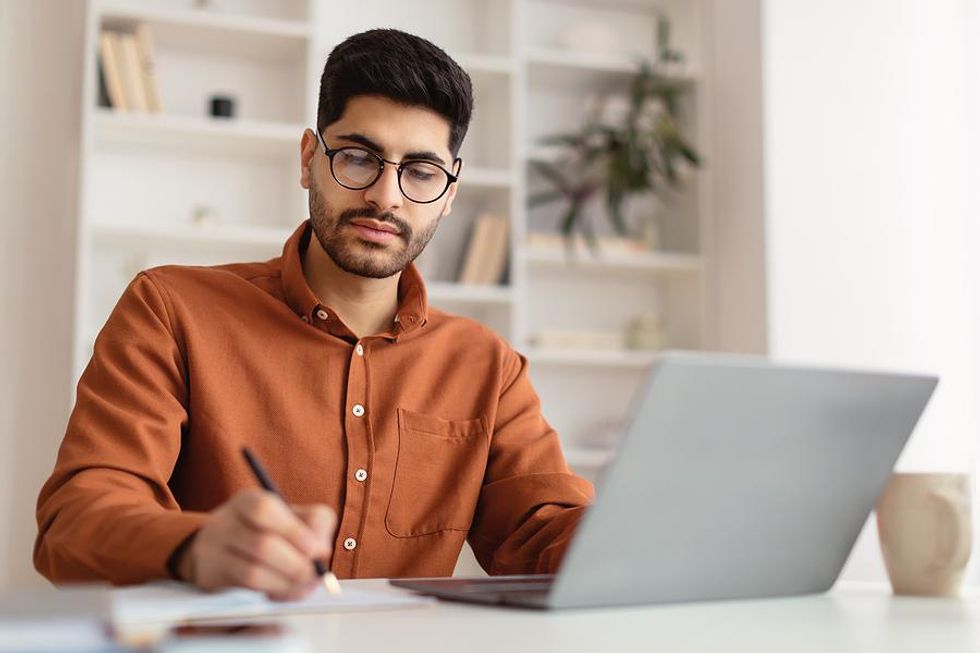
35, 221, 594, 584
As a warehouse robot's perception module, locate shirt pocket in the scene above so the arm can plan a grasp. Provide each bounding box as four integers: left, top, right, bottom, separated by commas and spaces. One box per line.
385, 408, 490, 537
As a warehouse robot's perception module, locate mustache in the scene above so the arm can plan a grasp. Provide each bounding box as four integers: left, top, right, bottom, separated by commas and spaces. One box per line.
338, 207, 411, 239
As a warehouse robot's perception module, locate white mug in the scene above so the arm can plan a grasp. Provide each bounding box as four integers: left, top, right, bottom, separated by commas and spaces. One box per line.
876, 473, 972, 597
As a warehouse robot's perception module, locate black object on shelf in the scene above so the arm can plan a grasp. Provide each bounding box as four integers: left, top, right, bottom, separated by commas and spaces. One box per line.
209, 95, 236, 119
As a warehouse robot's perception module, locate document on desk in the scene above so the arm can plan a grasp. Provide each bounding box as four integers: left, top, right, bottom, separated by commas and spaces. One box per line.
111, 582, 434, 625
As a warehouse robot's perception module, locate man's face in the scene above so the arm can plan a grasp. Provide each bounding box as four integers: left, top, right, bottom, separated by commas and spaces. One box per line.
300, 95, 460, 279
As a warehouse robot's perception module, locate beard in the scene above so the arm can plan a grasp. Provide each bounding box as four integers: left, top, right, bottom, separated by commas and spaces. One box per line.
308, 174, 441, 279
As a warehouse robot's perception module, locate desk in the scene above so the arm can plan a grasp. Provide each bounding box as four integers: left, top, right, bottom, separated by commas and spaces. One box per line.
235, 580, 980, 652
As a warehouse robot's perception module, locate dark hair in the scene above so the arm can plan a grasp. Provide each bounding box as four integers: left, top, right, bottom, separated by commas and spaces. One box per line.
317, 29, 474, 158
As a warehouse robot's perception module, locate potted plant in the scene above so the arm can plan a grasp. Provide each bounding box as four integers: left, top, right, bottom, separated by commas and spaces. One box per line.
528, 61, 702, 247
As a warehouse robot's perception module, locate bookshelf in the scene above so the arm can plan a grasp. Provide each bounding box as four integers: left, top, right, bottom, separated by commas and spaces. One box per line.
74, 0, 766, 572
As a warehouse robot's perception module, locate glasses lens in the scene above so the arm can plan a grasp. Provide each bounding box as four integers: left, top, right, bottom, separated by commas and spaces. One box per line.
331, 148, 380, 189
400, 161, 449, 203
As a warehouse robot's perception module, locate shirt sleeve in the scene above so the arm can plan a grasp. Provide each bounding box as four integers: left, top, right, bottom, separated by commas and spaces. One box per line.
467, 349, 595, 575
34, 271, 208, 585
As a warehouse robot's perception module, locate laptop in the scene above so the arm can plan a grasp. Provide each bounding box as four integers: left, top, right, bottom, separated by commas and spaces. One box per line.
390, 352, 937, 609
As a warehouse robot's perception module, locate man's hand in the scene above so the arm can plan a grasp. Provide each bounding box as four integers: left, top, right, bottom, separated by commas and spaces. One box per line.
174, 489, 337, 601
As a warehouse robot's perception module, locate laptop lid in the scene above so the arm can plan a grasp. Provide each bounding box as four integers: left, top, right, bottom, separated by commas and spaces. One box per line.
547, 352, 937, 609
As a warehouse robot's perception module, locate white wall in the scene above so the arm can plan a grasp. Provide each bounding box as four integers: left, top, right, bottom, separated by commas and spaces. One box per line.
0, 0, 85, 588
703, 0, 767, 355
763, 0, 978, 582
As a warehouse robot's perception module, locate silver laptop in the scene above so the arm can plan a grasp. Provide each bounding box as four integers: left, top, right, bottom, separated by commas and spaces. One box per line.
391, 352, 937, 609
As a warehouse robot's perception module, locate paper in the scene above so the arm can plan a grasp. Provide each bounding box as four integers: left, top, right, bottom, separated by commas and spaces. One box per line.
111, 582, 433, 625
0, 618, 115, 652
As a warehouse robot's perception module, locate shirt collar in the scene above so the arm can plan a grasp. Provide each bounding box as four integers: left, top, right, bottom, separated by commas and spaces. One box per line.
280, 220, 429, 339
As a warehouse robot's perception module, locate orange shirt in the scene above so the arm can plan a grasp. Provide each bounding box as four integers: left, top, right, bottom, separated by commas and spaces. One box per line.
35, 221, 594, 585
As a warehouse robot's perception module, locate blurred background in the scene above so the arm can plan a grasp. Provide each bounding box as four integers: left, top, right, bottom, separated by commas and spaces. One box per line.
1, 0, 977, 590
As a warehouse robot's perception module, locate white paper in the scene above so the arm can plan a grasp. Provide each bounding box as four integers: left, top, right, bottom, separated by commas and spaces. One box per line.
111, 582, 433, 625
0, 618, 112, 652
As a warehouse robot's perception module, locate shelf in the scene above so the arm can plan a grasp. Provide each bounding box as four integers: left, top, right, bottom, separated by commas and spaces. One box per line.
530, 0, 665, 13
99, 3, 310, 61
527, 47, 639, 75
526, 347, 658, 368
93, 109, 303, 158
455, 53, 516, 76
565, 447, 615, 469
524, 247, 702, 274
427, 282, 513, 306
90, 221, 292, 249
462, 167, 513, 189
525, 47, 695, 93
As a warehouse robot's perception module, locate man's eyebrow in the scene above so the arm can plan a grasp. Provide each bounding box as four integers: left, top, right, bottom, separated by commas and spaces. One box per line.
335, 132, 448, 166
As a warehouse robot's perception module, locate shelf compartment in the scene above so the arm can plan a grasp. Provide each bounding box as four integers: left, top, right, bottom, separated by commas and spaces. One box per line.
99, 3, 311, 61
526, 48, 696, 93
90, 221, 293, 249
455, 53, 517, 76
526, 347, 658, 368
93, 109, 303, 158
524, 247, 702, 274
427, 282, 514, 306
462, 167, 513, 189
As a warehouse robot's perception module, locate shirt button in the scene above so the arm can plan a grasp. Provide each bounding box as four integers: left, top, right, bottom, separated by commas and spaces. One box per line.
354, 468, 368, 482
300, 315, 309, 323
352, 404, 365, 417
343, 537, 357, 551
316, 308, 329, 321
355, 344, 364, 356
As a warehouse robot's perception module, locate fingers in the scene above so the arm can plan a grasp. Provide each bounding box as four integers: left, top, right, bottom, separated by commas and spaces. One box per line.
224, 526, 317, 587
187, 490, 337, 601
292, 504, 338, 561
212, 546, 316, 601
232, 490, 324, 558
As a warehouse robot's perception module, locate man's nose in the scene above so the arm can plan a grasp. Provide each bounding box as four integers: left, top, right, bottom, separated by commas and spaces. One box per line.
363, 164, 404, 212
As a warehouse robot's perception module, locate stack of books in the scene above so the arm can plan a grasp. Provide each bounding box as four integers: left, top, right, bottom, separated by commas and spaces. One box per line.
97, 25, 162, 113
457, 214, 510, 285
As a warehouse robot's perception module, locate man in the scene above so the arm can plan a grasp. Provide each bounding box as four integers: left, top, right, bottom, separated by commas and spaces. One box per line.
35, 29, 593, 601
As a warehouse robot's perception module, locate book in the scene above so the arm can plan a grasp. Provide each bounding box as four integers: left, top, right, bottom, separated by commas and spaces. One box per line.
482, 215, 510, 284
457, 215, 494, 284
134, 24, 162, 112
117, 32, 148, 111
96, 59, 111, 108
98, 30, 128, 110
458, 214, 510, 285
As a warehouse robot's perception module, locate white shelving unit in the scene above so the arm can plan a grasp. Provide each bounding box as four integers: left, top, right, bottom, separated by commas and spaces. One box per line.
74, 0, 720, 482
70, 0, 767, 580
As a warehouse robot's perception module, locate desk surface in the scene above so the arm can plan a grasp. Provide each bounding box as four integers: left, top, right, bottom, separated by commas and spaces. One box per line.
244, 580, 980, 653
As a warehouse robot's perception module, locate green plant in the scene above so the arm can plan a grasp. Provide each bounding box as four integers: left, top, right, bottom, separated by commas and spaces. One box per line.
528, 62, 702, 241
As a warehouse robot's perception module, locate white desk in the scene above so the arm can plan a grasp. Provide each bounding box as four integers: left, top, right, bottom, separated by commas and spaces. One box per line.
244, 580, 980, 653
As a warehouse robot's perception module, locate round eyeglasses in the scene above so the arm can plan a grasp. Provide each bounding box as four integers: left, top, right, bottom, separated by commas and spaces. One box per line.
315, 129, 460, 204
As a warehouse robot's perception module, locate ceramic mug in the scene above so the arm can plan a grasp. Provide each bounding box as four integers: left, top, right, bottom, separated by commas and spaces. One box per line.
876, 473, 972, 597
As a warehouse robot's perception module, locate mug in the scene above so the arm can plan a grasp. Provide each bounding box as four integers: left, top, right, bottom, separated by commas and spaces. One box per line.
876, 472, 972, 597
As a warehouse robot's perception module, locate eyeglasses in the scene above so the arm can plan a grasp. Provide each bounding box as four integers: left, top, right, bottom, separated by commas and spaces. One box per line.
315, 129, 460, 204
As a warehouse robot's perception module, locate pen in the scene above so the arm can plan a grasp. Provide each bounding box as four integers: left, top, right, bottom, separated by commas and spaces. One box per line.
241, 446, 342, 596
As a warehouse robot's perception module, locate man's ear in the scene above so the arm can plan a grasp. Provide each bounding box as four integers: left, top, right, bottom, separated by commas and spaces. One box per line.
300, 128, 317, 189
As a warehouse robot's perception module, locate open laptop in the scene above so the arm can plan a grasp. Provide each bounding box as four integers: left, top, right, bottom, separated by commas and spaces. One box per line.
391, 352, 937, 609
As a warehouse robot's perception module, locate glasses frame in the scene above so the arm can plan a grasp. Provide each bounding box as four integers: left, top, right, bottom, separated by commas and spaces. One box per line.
314, 129, 461, 204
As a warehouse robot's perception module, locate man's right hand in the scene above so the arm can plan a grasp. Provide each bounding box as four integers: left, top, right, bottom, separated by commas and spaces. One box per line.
174, 489, 337, 601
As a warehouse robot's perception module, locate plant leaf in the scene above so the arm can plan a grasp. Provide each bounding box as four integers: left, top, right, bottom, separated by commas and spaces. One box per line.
527, 190, 566, 207
529, 160, 572, 194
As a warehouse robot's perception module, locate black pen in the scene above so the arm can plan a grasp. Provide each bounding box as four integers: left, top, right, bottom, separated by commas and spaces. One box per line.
241, 446, 342, 596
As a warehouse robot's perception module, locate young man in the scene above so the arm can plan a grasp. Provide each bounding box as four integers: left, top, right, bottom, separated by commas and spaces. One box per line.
35, 29, 593, 600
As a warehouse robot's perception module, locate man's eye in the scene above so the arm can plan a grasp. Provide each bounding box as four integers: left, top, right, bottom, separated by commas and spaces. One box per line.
405, 165, 437, 181
341, 151, 375, 167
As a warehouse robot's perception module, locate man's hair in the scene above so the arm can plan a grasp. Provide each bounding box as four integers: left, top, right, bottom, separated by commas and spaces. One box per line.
317, 29, 474, 158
